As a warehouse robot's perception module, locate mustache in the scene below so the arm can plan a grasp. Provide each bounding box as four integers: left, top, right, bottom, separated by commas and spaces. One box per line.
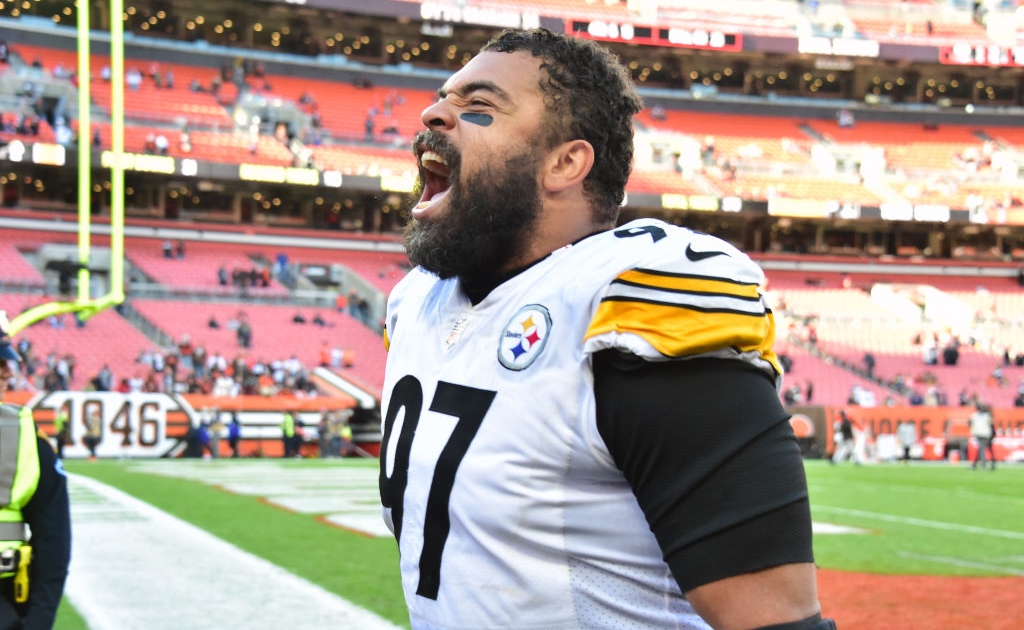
413, 130, 460, 167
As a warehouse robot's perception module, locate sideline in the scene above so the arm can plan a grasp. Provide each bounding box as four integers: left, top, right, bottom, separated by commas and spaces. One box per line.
64, 473, 403, 630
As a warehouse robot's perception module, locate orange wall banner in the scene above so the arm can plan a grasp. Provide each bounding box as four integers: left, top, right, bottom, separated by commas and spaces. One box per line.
824, 406, 1024, 442
820, 405, 1024, 461
2, 391, 360, 459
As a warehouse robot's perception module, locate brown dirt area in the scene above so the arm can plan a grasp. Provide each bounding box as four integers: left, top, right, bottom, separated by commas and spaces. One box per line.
818, 569, 1024, 630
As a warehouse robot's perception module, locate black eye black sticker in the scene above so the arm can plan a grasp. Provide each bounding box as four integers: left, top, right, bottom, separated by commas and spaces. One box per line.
460, 112, 493, 126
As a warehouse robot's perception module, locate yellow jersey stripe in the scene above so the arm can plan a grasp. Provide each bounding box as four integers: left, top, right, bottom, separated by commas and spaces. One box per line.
616, 268, 762, 300
587, 298, 781, 374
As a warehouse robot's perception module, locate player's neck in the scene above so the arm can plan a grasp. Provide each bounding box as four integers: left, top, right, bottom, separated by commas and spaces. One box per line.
460, 256, 549, 305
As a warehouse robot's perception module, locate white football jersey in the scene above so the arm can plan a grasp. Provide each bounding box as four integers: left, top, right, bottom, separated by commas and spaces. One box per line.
380, 218, 780, 630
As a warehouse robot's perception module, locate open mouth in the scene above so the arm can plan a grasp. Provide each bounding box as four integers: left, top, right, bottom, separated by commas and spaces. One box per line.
420, 151, 451, 200
414, 148, 453, 213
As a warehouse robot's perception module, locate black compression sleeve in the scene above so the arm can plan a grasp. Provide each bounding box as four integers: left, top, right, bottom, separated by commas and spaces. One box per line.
19, 437, 71, 629
593, 352, 814, 593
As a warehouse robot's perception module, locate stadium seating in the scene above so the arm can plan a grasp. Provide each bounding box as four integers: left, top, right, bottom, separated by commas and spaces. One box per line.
252, 245, 410, 295
0, 292, 156, 391
125, 237, 290, 298
255, 77, 436, 144
130, 298, 387, 394
7, 44, 235, 128
311, 144, 417, 178
0, 241, 47, 289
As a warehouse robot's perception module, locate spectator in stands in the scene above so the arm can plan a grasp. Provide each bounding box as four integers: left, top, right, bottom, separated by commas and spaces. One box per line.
700, 135, 715, 167
126, 67, 142, 90
364, 113, 376, 141
174, 239, 186, 259
236, 317, 252, 349
941, 342, 959, 366
248, 116, 260, 155
804, 379, 814, 403
836, 108, 855, 128
154, 133, 169, 156
162, 239, 173, 259
291, 311, 307, 324
922, 339, 938, 365
863, 352, 875, 378
95, 363, 113, 392
989, 364, 1006, 387
54, 118, 72, 146
341, 346, 356, 369
15, 338, 32, 367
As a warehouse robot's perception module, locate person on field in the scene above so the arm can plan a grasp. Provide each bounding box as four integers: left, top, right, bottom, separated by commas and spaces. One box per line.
969, 401, 996, 470
0, 311, 71, 630
379, 27, 833, 630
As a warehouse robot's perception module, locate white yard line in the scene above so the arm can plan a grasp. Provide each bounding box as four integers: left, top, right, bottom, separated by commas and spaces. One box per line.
815, 505, 1024, 540
897, 551, 1024, 576
65, 473, 403, 630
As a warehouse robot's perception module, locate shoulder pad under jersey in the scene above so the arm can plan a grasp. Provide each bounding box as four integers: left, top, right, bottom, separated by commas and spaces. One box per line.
583, 220, 781, 379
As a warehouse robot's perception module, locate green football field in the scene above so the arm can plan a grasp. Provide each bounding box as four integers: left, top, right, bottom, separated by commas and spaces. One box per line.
55, 458, 1024, 628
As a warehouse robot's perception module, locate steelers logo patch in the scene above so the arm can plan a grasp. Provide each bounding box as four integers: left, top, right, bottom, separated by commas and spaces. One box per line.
498, 304, 552, 371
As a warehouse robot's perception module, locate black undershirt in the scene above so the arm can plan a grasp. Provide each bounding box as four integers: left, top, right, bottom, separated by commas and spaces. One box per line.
593, 352, 814, 593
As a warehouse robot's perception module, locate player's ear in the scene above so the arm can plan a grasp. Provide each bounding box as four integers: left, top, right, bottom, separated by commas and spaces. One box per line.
541, 139, 594, 193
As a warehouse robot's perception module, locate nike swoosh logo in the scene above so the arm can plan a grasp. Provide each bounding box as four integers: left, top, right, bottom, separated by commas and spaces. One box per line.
685, 243, 728, 262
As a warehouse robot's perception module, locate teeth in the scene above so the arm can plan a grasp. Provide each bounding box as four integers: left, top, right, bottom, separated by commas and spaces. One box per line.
420, 151, 447, 169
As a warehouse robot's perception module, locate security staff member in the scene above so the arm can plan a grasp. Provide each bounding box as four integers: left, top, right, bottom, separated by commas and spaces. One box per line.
280, 410, 297, 458
0, 311, 71, 630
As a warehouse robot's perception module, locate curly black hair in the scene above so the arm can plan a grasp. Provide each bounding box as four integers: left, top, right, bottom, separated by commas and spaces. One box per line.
481, 28, 642, 224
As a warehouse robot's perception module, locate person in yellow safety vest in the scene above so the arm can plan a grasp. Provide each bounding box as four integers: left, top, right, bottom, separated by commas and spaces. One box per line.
52, 408, 69, 460
339, 417, 354, 457
0, 310, 71, 629
280, 410, 297, 458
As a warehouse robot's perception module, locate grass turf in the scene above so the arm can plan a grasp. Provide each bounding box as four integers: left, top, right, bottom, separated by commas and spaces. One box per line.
65, 458, 407, 627
61, 458, 1024, 629
807, 460, 1024, 577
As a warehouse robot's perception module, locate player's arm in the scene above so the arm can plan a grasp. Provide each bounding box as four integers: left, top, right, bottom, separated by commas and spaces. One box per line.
593, 351, 828, 629
20, 437, 71, 629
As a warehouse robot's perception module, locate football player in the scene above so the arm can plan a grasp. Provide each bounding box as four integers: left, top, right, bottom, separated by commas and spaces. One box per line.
379, 27, 835, 630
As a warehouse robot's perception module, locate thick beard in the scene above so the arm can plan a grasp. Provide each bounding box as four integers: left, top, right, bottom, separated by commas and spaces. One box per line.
404, 151, 541, 285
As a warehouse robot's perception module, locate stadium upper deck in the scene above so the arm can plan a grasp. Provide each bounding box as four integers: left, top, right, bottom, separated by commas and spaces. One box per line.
2, 0, 1024, 260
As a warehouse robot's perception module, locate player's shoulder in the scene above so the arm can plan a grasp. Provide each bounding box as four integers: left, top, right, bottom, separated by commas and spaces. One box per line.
583, 219, 778, 371
585, 218, 764, 286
